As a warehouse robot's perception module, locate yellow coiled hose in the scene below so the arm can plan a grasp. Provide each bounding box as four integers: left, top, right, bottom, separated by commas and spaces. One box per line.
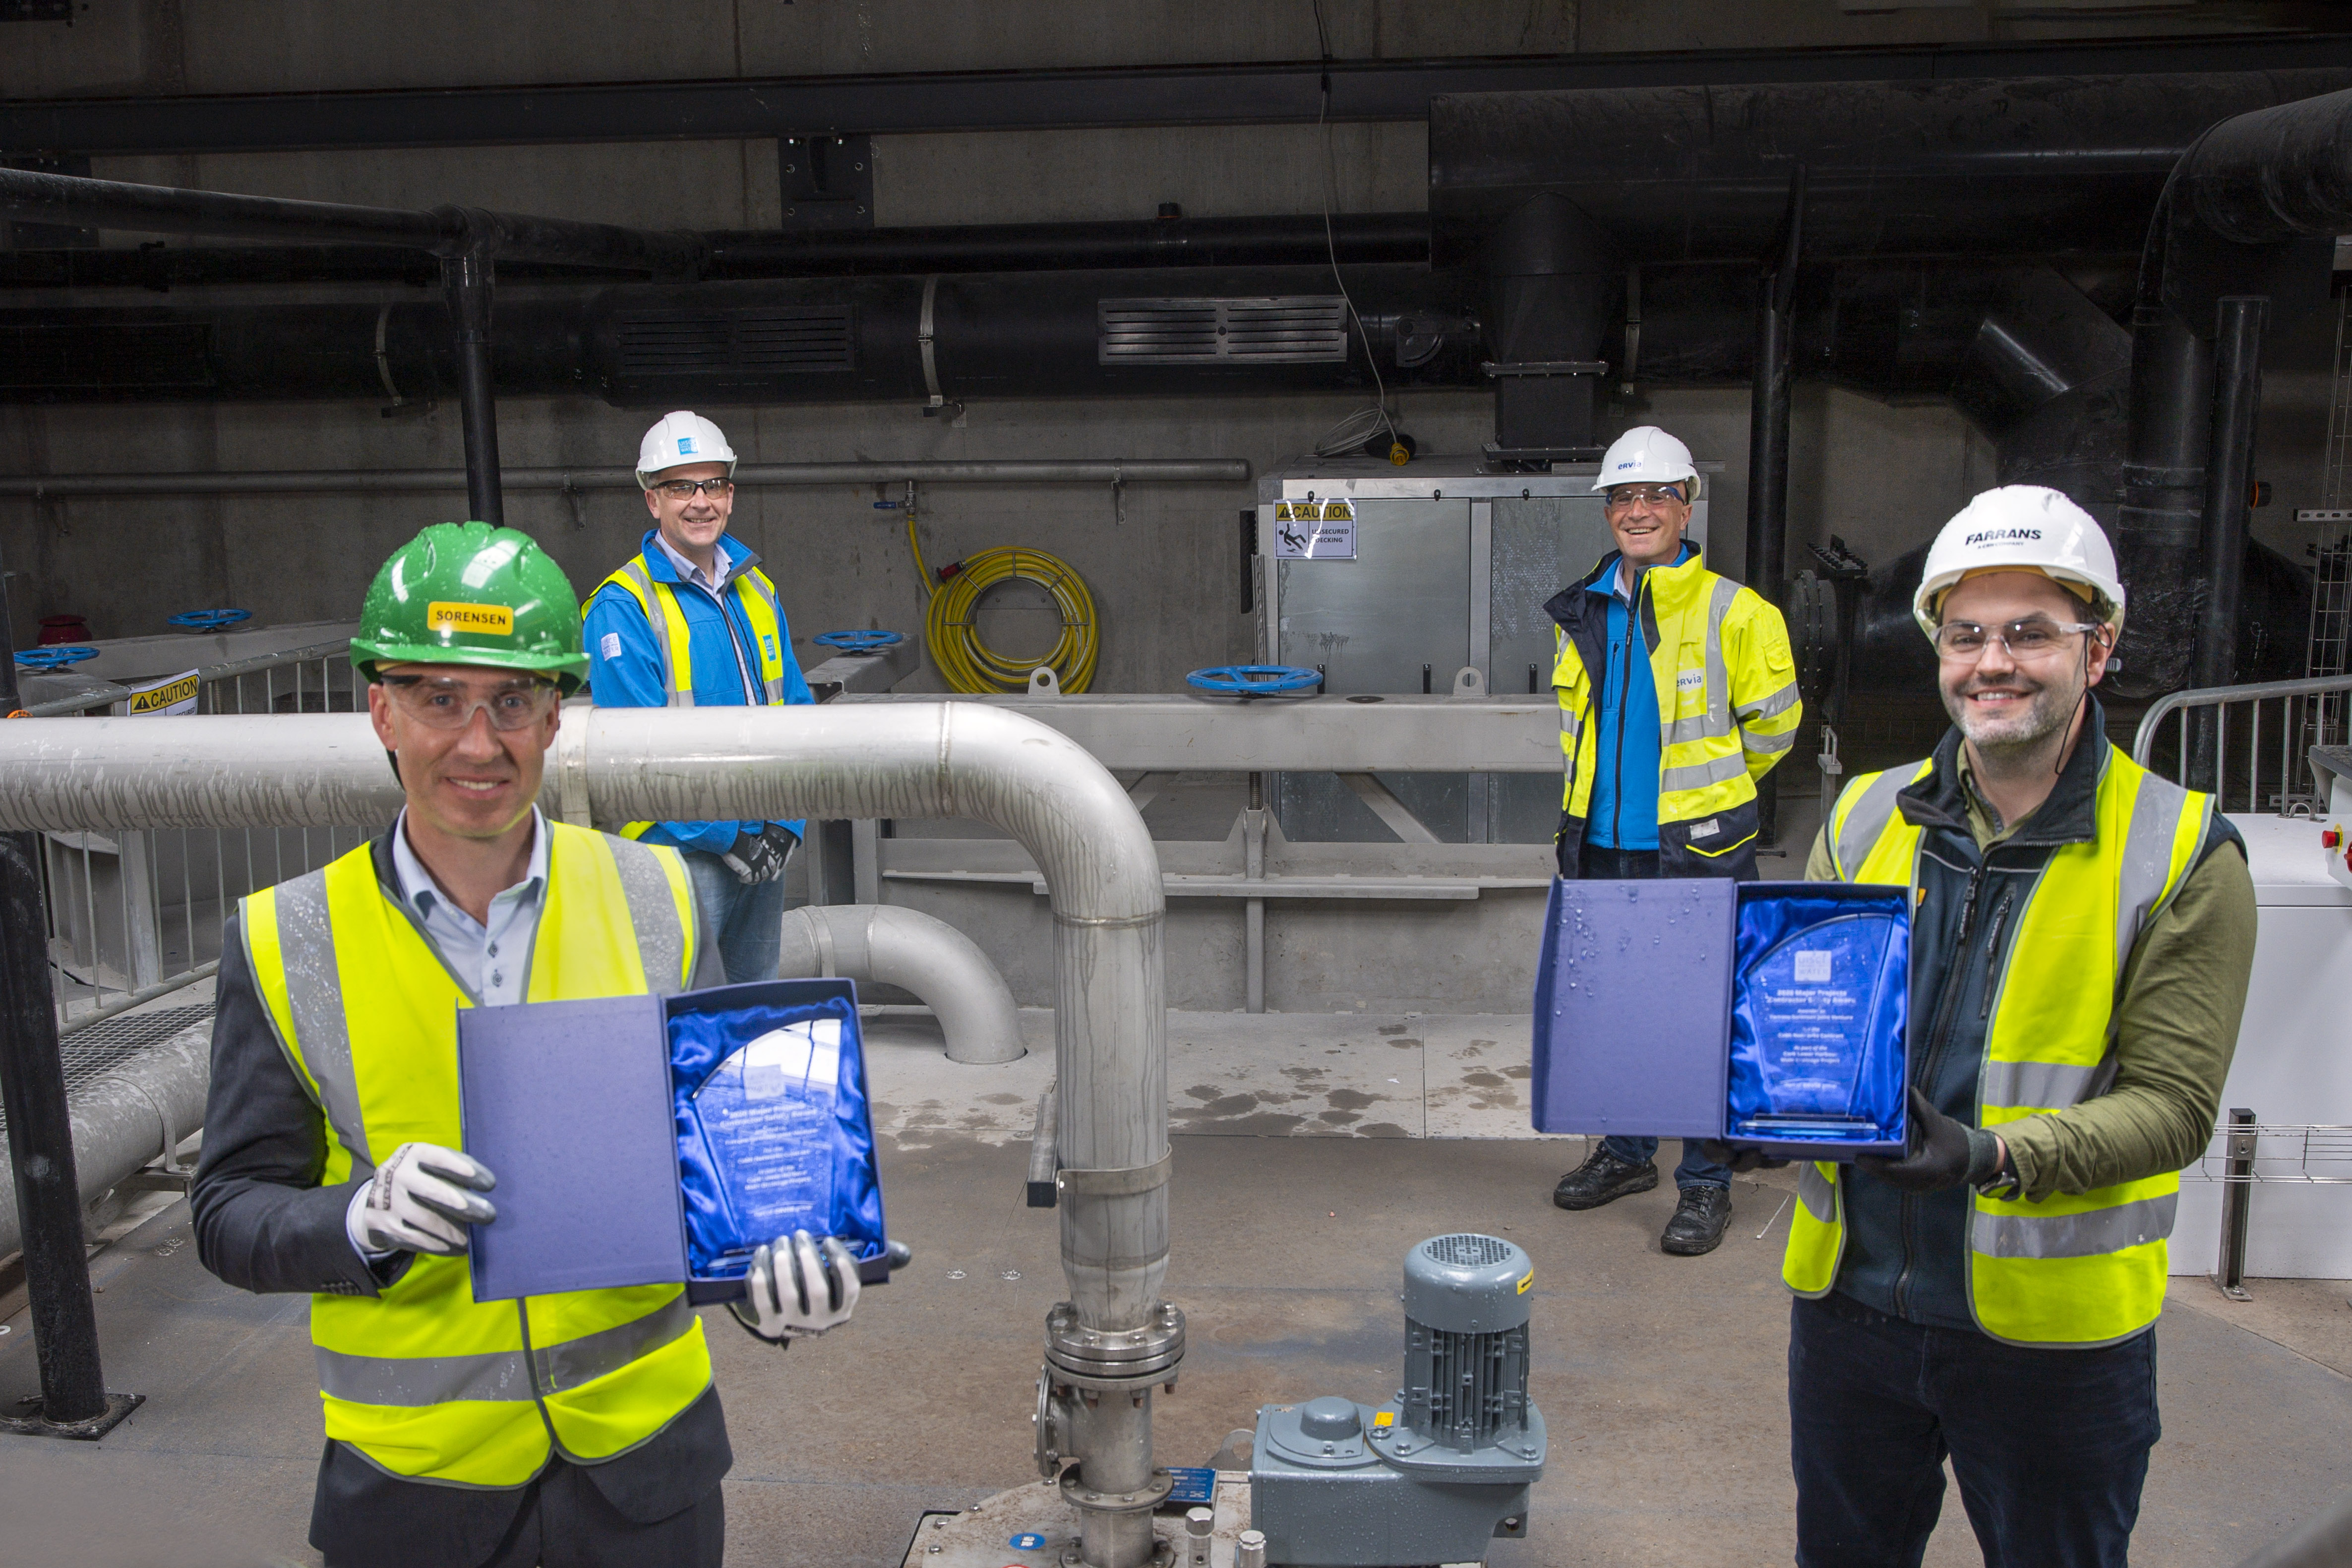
921, 544, 1100, 694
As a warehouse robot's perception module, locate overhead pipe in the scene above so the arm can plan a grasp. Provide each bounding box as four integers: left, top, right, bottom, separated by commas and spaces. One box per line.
0, 702, 1170, 1567
2189, 295, 2269, 784
775, 904, 1025, 1067
0, 459, 1249, 500
1479, 192, 1620, 463
1745, 168, 1805, 608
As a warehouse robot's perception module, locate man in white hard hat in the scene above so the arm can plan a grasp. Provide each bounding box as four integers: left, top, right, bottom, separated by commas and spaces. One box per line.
1715, 486, 2255, 1566
1545, 424, 1804, 1257
585, 411, 816, 984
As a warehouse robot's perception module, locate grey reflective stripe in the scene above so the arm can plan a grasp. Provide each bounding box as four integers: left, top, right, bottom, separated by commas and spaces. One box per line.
1667, 709, 1734, 745
1660, 751, 1748, 793
1737, 723, 1798, 755
615, 560, 693, 709
316, 1293, 694, 1406
1972, 1192, 2177, 1259
735, 572, 788, 703
1832, 766, 1916, 881
317, 1343, 533, 1406
1981, 1057, 2117, 1109
1736, 680, 1802, 722
2113, 762, 2199, 977
263, 871, 374, 1178
1798, 1162, 1837, 1223
606, 836, 690, 995
535, 1293, 696, 1394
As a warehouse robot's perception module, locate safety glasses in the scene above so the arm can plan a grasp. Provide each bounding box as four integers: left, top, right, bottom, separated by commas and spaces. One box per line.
380, 674, 559, 731
1604, 484, 1688, 510
1931, 618, 2102, 662
654, 479, 733, 499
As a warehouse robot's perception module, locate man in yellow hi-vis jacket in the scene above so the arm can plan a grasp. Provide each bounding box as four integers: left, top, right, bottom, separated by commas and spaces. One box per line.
1718, 487, 2255, 1567
192, 523, 860, 1568
1546, 426, 1803, 1256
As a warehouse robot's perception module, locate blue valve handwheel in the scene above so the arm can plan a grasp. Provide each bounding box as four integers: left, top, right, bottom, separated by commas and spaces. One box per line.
168, 608, 252, 631
814, 630, 906, 653
14, 646, 99, 670
1185, 664, 1323, 696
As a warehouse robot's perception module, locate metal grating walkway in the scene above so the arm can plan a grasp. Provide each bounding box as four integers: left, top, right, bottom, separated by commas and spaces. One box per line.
0, 1002, 213, 1138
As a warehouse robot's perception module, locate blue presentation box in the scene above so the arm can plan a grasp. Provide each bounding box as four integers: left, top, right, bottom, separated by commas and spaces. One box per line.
1530, 879, 1911, 1159
457, 977, 889, 1305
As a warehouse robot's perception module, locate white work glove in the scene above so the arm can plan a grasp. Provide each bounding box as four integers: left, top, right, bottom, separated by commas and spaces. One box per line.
345, 1142, 498, 1259
727, 1229, 860, 1343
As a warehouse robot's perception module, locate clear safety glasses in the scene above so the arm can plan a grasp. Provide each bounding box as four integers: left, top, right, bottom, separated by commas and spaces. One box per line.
380, 674, 559, 731
654, 479, 733, 499
1603, 484, 1688, 510
1931, 618, 2102, 663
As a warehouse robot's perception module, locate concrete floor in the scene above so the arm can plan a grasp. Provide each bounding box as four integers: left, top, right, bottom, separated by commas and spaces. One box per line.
4, 1010, 2350, 1568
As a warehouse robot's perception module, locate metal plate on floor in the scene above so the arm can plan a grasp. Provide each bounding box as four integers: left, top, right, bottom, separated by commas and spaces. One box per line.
901, 1473, 1250, 1568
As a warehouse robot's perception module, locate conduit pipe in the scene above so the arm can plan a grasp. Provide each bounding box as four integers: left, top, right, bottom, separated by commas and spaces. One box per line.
0, 702, 1169, 1568
0, 1018, 209, 1262
776, 904, 1024, 1066
0, 459, 1249, 500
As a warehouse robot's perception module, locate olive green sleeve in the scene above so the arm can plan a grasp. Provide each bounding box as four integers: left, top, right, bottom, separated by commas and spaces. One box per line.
2000, 840, 2256, 1202
1803, 825, 1837, 882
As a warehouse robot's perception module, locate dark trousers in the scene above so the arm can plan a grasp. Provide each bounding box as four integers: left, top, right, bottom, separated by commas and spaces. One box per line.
479, 1461, 724, 1568
1789, 1293, 2159, 1568
1579, 845, 1733, 1189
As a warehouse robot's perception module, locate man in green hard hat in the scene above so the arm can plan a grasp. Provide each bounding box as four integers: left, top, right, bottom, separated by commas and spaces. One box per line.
190, 522, 862, 1568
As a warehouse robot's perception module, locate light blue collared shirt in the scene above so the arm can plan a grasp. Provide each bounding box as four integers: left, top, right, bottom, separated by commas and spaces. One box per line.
390, 808, 549, 1007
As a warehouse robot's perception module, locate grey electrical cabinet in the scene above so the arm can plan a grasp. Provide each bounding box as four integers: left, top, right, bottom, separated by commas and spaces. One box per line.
1254, 454, 1715, 844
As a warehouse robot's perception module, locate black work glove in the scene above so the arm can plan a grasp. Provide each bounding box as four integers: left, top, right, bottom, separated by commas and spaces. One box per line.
1699, 1141, 1790, 1174
720, 824, 799, 886
1855, 1087, 2002, 1193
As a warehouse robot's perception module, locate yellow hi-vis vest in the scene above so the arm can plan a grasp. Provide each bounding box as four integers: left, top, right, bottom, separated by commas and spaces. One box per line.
1552, 552, 1802, 865
1784, 744, 2214, 1348
593, 554, 791, 840
241, 824, 712, 1487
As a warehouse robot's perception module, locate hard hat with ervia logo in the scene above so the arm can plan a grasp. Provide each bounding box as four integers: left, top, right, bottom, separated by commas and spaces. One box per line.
350, 522, 590, 693
1912, 485, 2126, 639
636, 410, 738, 487
1591, 426, 1699, 499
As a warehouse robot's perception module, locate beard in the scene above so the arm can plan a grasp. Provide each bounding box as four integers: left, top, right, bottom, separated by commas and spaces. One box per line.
1940, 662, 2084, 756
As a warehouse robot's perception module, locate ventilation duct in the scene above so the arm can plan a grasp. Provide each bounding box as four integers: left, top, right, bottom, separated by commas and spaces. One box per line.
1096, 297, 1348, 364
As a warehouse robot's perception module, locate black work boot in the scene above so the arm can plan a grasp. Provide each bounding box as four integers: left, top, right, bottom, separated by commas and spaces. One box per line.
1552, 1146, 1660, 1211
1660, 1184, 1733, 1256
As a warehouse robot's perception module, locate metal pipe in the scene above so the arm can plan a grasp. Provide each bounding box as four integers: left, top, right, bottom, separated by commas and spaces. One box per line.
774, 904, 1024, 1066
2190, 296, 2268, 785
0, 459, 1250, 499
0, 1016, 211, 1262
442, 248, 504, 527
2214, 1106, 2256, 1302
0, 702, 1169, 1550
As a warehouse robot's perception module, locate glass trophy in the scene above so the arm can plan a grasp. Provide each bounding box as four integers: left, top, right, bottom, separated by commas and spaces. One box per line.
1729, 910, 1905, 1144
683, 1016, 848, 1274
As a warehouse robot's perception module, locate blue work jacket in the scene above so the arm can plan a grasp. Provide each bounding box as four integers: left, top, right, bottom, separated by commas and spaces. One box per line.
583, 530, 814, 854
1582, 543, 1695, 850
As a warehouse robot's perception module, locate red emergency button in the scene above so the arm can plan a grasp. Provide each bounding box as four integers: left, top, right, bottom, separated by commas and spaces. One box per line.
2324, 829, 2342, 848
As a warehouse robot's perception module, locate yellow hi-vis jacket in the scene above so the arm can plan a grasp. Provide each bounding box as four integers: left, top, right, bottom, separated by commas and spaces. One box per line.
591, 554, 793, 709
1786, 742, 2214, 1347
240, 824, 712, 1486
1544, 549, 1802, 876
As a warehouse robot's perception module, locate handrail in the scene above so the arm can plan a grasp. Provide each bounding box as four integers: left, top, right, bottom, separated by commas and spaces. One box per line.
24, 637, 353, 717
2129, 673, 2352, 765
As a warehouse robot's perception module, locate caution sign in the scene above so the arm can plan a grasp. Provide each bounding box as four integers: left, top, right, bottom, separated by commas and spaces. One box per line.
125, 669, 200, 717
1272, 497, 1357, 560
427, 601, 515, 636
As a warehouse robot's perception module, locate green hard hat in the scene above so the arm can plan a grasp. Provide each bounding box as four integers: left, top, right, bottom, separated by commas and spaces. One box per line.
350, 521, 588, 693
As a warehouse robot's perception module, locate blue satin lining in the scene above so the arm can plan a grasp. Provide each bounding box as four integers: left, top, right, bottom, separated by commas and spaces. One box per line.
1726, 889, 1908, 1150
670, 986, 887, 1280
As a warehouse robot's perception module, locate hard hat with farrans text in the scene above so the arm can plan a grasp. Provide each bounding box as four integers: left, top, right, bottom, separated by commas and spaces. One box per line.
1911, 486, 2126, 640
1591, 426, 1700, 499
349, 522, 589, 693
636, 410, 739, 487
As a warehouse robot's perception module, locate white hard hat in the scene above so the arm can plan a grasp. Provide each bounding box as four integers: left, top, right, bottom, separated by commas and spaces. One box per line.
1591, 426, 1698, 496
636, 411, 738, 487
1912, 485, 2126, 638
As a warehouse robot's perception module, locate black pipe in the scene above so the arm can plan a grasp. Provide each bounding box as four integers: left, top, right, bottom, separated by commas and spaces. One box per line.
2189, 295, 2268, 784
442, 249, 503, 527
0, 560, 123, 1435
1482, 193, 1618, 462
1745, 172, 1804, 607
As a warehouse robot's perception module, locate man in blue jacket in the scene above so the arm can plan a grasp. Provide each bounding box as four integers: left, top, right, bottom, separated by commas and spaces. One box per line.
585, 410, 815, 983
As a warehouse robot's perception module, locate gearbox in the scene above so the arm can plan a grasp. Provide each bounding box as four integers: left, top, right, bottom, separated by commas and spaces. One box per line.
1249, 1233, 1545, 1566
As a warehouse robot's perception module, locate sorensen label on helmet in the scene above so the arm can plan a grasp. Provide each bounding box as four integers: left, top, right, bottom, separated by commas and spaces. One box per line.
427, 601, 516, 635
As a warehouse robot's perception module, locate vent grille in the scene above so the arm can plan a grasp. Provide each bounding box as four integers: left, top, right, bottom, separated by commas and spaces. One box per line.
1423, 1233, 1513, 1266
1099, 297, 1347, 365
615, 306, 856, 378
0, 321, 214, 392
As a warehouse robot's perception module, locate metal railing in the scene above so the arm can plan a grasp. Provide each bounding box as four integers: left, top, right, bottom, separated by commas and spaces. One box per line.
32, 640, 366, 1034
2129, 673, 2352, 814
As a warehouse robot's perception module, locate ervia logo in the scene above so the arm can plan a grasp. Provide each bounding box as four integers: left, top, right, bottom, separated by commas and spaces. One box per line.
677, 436, 696, 454
1615, 459, 1638, 470
1964, 528, 2042, 547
